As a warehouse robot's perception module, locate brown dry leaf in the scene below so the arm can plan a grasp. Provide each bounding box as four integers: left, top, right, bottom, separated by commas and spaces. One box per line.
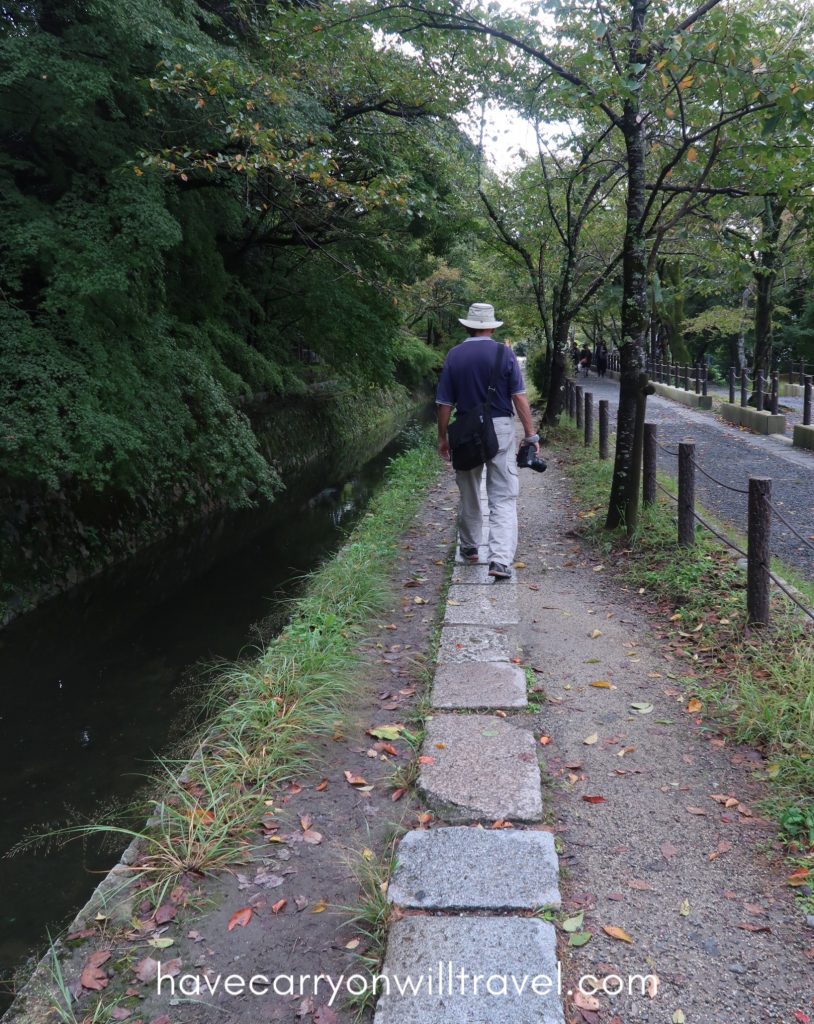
418, 755, 435, 765
590, 681, 615, 689
686, 698, 702, 713
80, 949, 112, 991
271, 899, 287, 914
391, 787, 406, 802
582, 795, 606, 804
686, 806, 707, 816
708, 840, 733, 861
314, 1007, 339, 1024
315, 779, 329, 792
302, 830, 323, 845
134, 957, 159, 984
737, 803, 753, 817
661, 842, 679, 860
343, 771, 369, 787
710, 793, 734, 805
539, 735, 551, 746
738, 922, 771, 933
299, 815, 313, 832
602, 925, 634, 944
312, 899, 328, 913
573, 991, 600, 1011
583, 733, 599, 745
227, 906, 253, 931
646, 975, 659, 998
590, 629, 602, 639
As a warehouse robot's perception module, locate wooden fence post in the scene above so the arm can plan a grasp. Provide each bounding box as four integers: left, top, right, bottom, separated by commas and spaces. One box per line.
694, 367, 701, 394
770, 371, 779, 415
584, 391, 593, 446
729, 367, 736, 404
740, 368, 748, 408
804, 375, 812, 426
747, 477, 772, 626
683, 364, 689, 391
800, 358, 806, 386
678, 441, 695, 546
575, 385, 584, 429
643, 423, 657, 507
755, 371, 764, 411
599, 400, 609, 459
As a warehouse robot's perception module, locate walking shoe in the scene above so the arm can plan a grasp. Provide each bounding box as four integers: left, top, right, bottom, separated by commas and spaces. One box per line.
488, 562, 512, 579
459, 546, 480, 563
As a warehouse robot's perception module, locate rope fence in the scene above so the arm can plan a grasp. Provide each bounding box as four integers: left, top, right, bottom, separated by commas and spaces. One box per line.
562, 376, 814, 626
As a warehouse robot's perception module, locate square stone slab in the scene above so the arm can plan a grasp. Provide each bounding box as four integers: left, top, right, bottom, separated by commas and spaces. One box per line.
432, 662, 527, 710
444, 585, 519, 626
437, 625, 513, 664
451, 563, 493, 585
388, 827, 560, 911
419, 715, 543, 822
373, 916, 564, 1024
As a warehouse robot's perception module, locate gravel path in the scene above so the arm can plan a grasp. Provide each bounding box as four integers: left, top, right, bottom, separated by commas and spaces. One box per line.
571, 376, 814, 581
516, 460, 814, 1023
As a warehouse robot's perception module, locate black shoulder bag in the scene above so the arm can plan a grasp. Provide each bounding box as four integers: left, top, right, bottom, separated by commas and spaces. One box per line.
447, 343, 506, 471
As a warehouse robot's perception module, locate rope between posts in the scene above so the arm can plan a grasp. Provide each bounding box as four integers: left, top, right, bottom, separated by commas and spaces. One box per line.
767, 501, 814, 554
656, 442, 681, 457
653, 482, 814, 623
688, 458, 750, 495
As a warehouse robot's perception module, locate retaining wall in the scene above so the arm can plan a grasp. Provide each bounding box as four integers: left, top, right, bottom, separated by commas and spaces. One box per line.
719, 402, 786, 435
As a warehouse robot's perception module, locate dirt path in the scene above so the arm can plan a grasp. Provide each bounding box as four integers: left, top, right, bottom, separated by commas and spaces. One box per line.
517, 457, 814, 1022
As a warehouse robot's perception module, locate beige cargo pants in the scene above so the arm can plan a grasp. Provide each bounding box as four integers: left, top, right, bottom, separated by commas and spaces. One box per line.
455, 416, 518, 567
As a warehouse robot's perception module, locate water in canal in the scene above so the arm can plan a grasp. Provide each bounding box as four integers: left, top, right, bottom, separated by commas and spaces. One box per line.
0, 418, 427, 1009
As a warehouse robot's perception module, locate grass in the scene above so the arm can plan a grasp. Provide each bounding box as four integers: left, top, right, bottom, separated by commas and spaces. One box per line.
16, 431, 442, 911
549, 418, 814, 867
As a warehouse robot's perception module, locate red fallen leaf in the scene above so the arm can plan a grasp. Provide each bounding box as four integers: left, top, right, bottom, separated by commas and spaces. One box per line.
375, 742, 399, 757
134, 957, 159, 983
80, 949, 112, 991
708, 840, 733, 861
315, 779, 329, 792
794, 1012, 810, 1023
67, 928, 97, 940
391, 788, 406, 802
737, 922, 771, 933
510, 657, 523, 665
300, 814, 313, 831
343, 771, 369, 786
490, 819, 513, 829
417, 756, 435, 766
227, 906, 253, 931
153, 903, 176, 925
314, 1006, 339, 1024
539, 736, 552, 746
286, 782, 303, 795
271, 899, 287, 914
582, 795, 606, 804
660, 842, 678, 860
787, 868, 810, 886
686, 806, 707, 816
161, 959, 182, 978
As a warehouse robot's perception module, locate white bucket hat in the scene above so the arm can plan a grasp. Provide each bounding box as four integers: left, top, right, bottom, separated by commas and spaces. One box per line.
458, 302, 503, 330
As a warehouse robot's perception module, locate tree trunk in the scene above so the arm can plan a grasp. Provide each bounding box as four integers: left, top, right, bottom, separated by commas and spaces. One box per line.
751, 196, 781, 378
543, 319, 570, 425
606, 13, 650, 533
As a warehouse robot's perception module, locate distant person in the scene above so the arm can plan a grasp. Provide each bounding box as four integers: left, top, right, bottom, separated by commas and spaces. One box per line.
579, 344, 592, 377
436, 303, 540, 580
596, 341, 608, 378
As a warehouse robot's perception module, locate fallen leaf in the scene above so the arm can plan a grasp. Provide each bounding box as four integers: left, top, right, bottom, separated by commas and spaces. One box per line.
227, 907, 253, 931
582, 795, 606, 804
590, 629, 602, 639
271, 899, 287, 914
367, 725, 406, 741
686, 698, 702, 713
147, 937, 174, 950
738, 922, 771, 933
539, 735, 551, 745
602, 925, 634, 944
80, 950, 112, 991
629, 879, 654, 891
312, 899, 328, 913
302, 830, 323, 845
590, 681, 615, 689
679, 899, 690, 916
562, 912, 584, 933
153, 904, 176, 925
345, 938, 360, 950
418, 755, 435, 765
573, 990, 599, 1010
630, 702, 653, 714
568, 931, 592, 947
315, 779, 329, 792
391, 787, 406, 801
314, 1007, 339, 1024
708, 840, 733, 861
686, 806, 707, 816
661, 842, 679, 860
134, 957, 159, 984
583, 733, 599, 745
787, 867, 810, 886
673, 1011, 686, 1024
344, 771, 369, 787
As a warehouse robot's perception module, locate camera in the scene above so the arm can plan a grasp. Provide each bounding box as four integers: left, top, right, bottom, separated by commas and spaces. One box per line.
517, 441, 547, 473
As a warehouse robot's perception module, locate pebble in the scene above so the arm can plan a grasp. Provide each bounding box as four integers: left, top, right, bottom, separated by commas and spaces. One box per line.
805, 914, 814, 928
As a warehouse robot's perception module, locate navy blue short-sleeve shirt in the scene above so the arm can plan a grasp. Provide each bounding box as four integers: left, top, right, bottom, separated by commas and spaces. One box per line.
436, 337, 526, 417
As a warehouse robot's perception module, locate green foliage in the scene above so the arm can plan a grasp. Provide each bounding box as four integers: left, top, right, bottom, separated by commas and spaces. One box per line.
528, 347, 551, 401
0, 0, 474, 521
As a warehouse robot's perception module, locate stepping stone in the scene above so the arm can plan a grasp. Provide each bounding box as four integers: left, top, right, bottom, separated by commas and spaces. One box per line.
388, 827, 560, 911
373, 916, 564, 1024
437, 625, 513, 664
419, 715, 543, 822
444, 584, 518, 626
450, 563, 493, 585
432, 662, 527, 709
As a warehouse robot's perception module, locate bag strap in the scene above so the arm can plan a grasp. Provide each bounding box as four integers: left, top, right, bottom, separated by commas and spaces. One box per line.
485, 342, 505, 402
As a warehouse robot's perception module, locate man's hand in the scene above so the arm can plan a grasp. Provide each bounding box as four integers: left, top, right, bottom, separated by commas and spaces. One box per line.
438, 437, 450, 461
437, 404, 453, 462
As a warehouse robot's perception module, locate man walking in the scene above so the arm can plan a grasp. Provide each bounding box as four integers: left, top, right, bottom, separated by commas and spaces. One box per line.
436, 303, 540, 580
